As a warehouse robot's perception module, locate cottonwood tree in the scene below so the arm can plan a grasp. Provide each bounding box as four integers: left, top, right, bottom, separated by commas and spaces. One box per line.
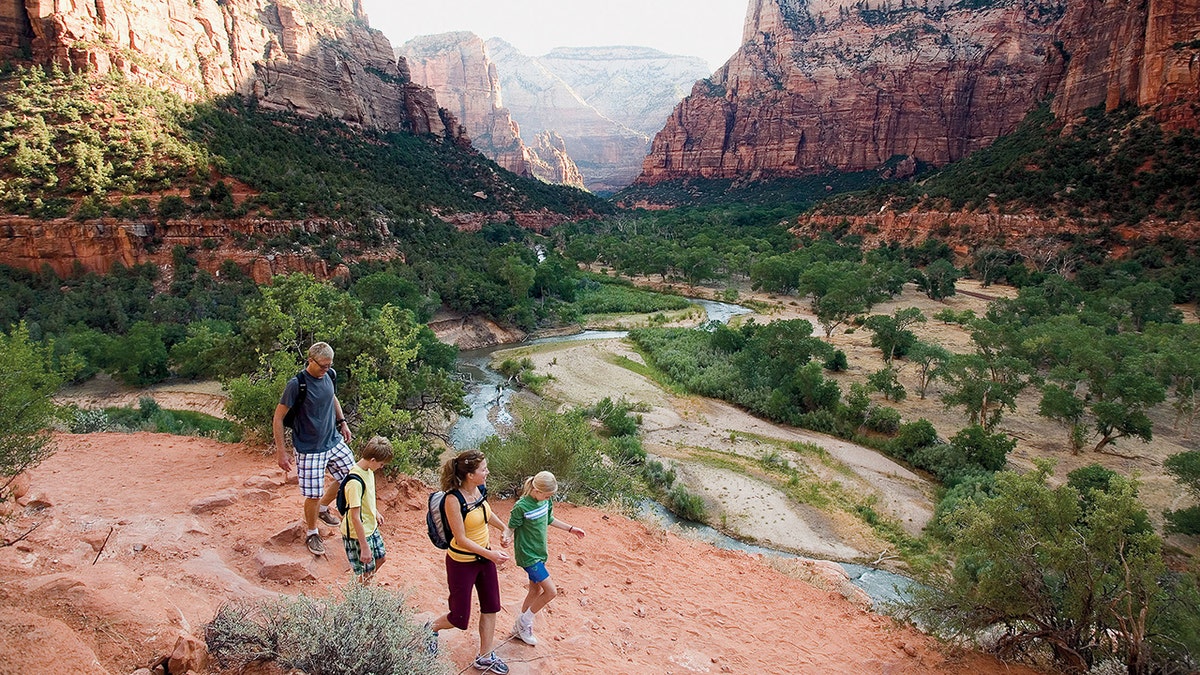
940, 352, 1031, 429
905, 340, 952, 399
864, 307, 925, 364
1163, 451, 1200, 534
0, 324, 78, 519
908, 463, 1185, 675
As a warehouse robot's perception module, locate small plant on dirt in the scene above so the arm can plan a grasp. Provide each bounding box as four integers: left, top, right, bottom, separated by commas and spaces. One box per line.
668, 485, 708, 523
69, 408, 111, 433
205, 583, 444, 675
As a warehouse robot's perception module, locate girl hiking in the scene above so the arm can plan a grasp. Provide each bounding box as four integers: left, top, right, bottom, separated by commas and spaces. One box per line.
501, 471, 585, 646
428, 449, 511, 674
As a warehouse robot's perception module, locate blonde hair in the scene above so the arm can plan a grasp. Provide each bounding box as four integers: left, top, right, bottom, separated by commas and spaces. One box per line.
360, 436, 394, 463
522, 471, 558, 497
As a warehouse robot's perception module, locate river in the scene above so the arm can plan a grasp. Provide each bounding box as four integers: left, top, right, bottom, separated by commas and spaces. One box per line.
448, 297, 915, 605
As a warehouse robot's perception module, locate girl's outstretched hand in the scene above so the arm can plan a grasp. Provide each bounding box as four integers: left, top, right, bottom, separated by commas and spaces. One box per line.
570, 526, 586, 539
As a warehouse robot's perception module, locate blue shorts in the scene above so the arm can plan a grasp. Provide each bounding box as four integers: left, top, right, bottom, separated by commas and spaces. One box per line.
523, 561, 550, 583
343, 529, 385, 575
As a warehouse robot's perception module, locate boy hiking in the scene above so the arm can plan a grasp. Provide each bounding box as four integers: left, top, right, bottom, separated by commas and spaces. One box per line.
501, 471, 585, 646
272, 342, 354, 556
340, 436, 393, 583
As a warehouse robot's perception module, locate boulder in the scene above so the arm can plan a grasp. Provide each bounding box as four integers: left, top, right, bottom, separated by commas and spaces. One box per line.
166, 632, 209, 674
254, 549, 318, 582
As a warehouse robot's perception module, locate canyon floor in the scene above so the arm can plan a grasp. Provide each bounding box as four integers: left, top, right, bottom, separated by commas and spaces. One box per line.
1, 278, 1194, 674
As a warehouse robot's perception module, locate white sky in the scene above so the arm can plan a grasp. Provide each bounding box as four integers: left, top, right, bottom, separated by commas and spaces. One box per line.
359, 1, 749, 72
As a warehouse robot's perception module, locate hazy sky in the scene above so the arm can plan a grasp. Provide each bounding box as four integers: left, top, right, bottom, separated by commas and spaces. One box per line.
359, 1, 749, 72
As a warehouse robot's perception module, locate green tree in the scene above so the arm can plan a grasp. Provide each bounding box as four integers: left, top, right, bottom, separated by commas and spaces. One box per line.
864, 307, 924, 363
916, 258, 960, 300
1038, 383, 1088, 452
940, 353, 1030, 429
1163, 451, 1200, 535
1, 324, 78, 511
906, 340, 952, 399
107, 320, 170, 386
910, 463, 1181, 674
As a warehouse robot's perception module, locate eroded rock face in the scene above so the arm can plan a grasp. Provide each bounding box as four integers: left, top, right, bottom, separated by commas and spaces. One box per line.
1052, 0, 1200, 131
638, 0, 1200, 184
5, 0, 459, 138
0, 215, 377, 282
398, 31, 585, 188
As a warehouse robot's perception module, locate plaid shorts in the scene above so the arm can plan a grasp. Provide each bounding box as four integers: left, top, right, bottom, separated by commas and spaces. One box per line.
343, 529, 385, 575
296, 440, 354, 499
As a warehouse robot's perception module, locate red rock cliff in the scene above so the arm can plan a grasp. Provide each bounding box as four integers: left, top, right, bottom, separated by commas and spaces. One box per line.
398, 32, 586, 189
639, 0, 1200, 184
1, 0, 459, 138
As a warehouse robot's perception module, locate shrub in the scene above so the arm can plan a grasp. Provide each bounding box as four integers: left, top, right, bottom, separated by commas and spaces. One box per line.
641, 459, 676, 490
864, 406, 901, 434
668, 484, 707, 523
69, 408, 110, 433
205, 584, 444, 675
480, 403, 636, 505
823, 349, 848, 372
608, 435, 646, 466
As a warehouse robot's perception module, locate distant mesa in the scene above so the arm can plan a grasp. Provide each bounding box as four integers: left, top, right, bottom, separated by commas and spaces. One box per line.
397, 32, 585, 189
400, 32, 711, 194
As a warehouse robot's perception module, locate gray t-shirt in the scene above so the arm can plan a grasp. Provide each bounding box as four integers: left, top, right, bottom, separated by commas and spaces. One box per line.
280, 370, 341, 454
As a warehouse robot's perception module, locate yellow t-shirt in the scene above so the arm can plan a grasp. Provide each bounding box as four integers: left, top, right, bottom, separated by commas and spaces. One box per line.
339, 465, 378, 539
447, 493, 493, 563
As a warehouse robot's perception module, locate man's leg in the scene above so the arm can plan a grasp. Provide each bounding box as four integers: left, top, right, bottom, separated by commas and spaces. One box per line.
303, 497, 320, 531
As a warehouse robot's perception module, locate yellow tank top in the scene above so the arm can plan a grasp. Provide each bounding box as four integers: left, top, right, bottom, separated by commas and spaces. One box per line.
448, 494, 493, 563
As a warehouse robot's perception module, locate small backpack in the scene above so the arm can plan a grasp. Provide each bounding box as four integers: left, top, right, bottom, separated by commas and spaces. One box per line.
282, 367, 336, 429
336, 472, 366, 517
427, 486, 487, 550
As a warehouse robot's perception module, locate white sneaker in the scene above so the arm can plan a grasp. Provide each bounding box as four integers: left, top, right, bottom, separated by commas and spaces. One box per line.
513, 618, 537, 646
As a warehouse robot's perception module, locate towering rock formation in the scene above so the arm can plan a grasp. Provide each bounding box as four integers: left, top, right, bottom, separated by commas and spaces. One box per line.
639, 0, 1200, 184
1, 0, 459, 139
487, 40, 710, 194
398, 32, 585, 189
536, 46, 712, 139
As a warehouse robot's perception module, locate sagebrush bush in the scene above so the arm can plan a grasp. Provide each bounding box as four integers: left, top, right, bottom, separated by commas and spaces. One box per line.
480, 402, 636, 504
668, 484, 707, 523
205, 584, 444, 675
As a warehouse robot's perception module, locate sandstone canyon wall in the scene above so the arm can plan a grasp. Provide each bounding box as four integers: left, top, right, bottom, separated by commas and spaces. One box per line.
1, 0, 457, 138
639, 0, 1200, 184
398, 32, 585, 189
486, 39, 709, 194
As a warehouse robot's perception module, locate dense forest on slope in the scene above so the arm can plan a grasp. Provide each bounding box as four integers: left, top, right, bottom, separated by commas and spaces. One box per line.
814, 104, 1200, 225
0, 65, 609, 224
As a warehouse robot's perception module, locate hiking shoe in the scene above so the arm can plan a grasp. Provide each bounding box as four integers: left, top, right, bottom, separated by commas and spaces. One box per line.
472, 651, 509, 674
305, 533, 325, 555
513, 618, 537, 646
318, 508, 341, 526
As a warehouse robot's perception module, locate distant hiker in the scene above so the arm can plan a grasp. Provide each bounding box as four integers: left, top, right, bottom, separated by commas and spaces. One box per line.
340, 435, 392, 583
501, 470, 585, 646
272, 341, 354, 556
427, 449, 512, 674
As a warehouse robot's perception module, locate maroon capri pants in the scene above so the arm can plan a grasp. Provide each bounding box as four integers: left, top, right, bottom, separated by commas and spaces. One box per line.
445, 555, 502, 630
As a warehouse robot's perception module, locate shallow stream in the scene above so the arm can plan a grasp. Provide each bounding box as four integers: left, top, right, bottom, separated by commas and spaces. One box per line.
449, 298, 915, 604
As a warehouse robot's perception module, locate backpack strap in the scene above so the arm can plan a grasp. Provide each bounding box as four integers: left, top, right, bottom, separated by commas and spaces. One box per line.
446, 489, 489, 560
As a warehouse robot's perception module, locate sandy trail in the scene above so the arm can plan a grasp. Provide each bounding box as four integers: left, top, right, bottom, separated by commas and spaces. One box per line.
0, 432, 1041, 675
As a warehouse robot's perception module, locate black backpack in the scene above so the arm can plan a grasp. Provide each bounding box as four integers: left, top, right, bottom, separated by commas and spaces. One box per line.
282, 367, 336, 429
427, 486, 487, 551
336, 471, 366, 516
